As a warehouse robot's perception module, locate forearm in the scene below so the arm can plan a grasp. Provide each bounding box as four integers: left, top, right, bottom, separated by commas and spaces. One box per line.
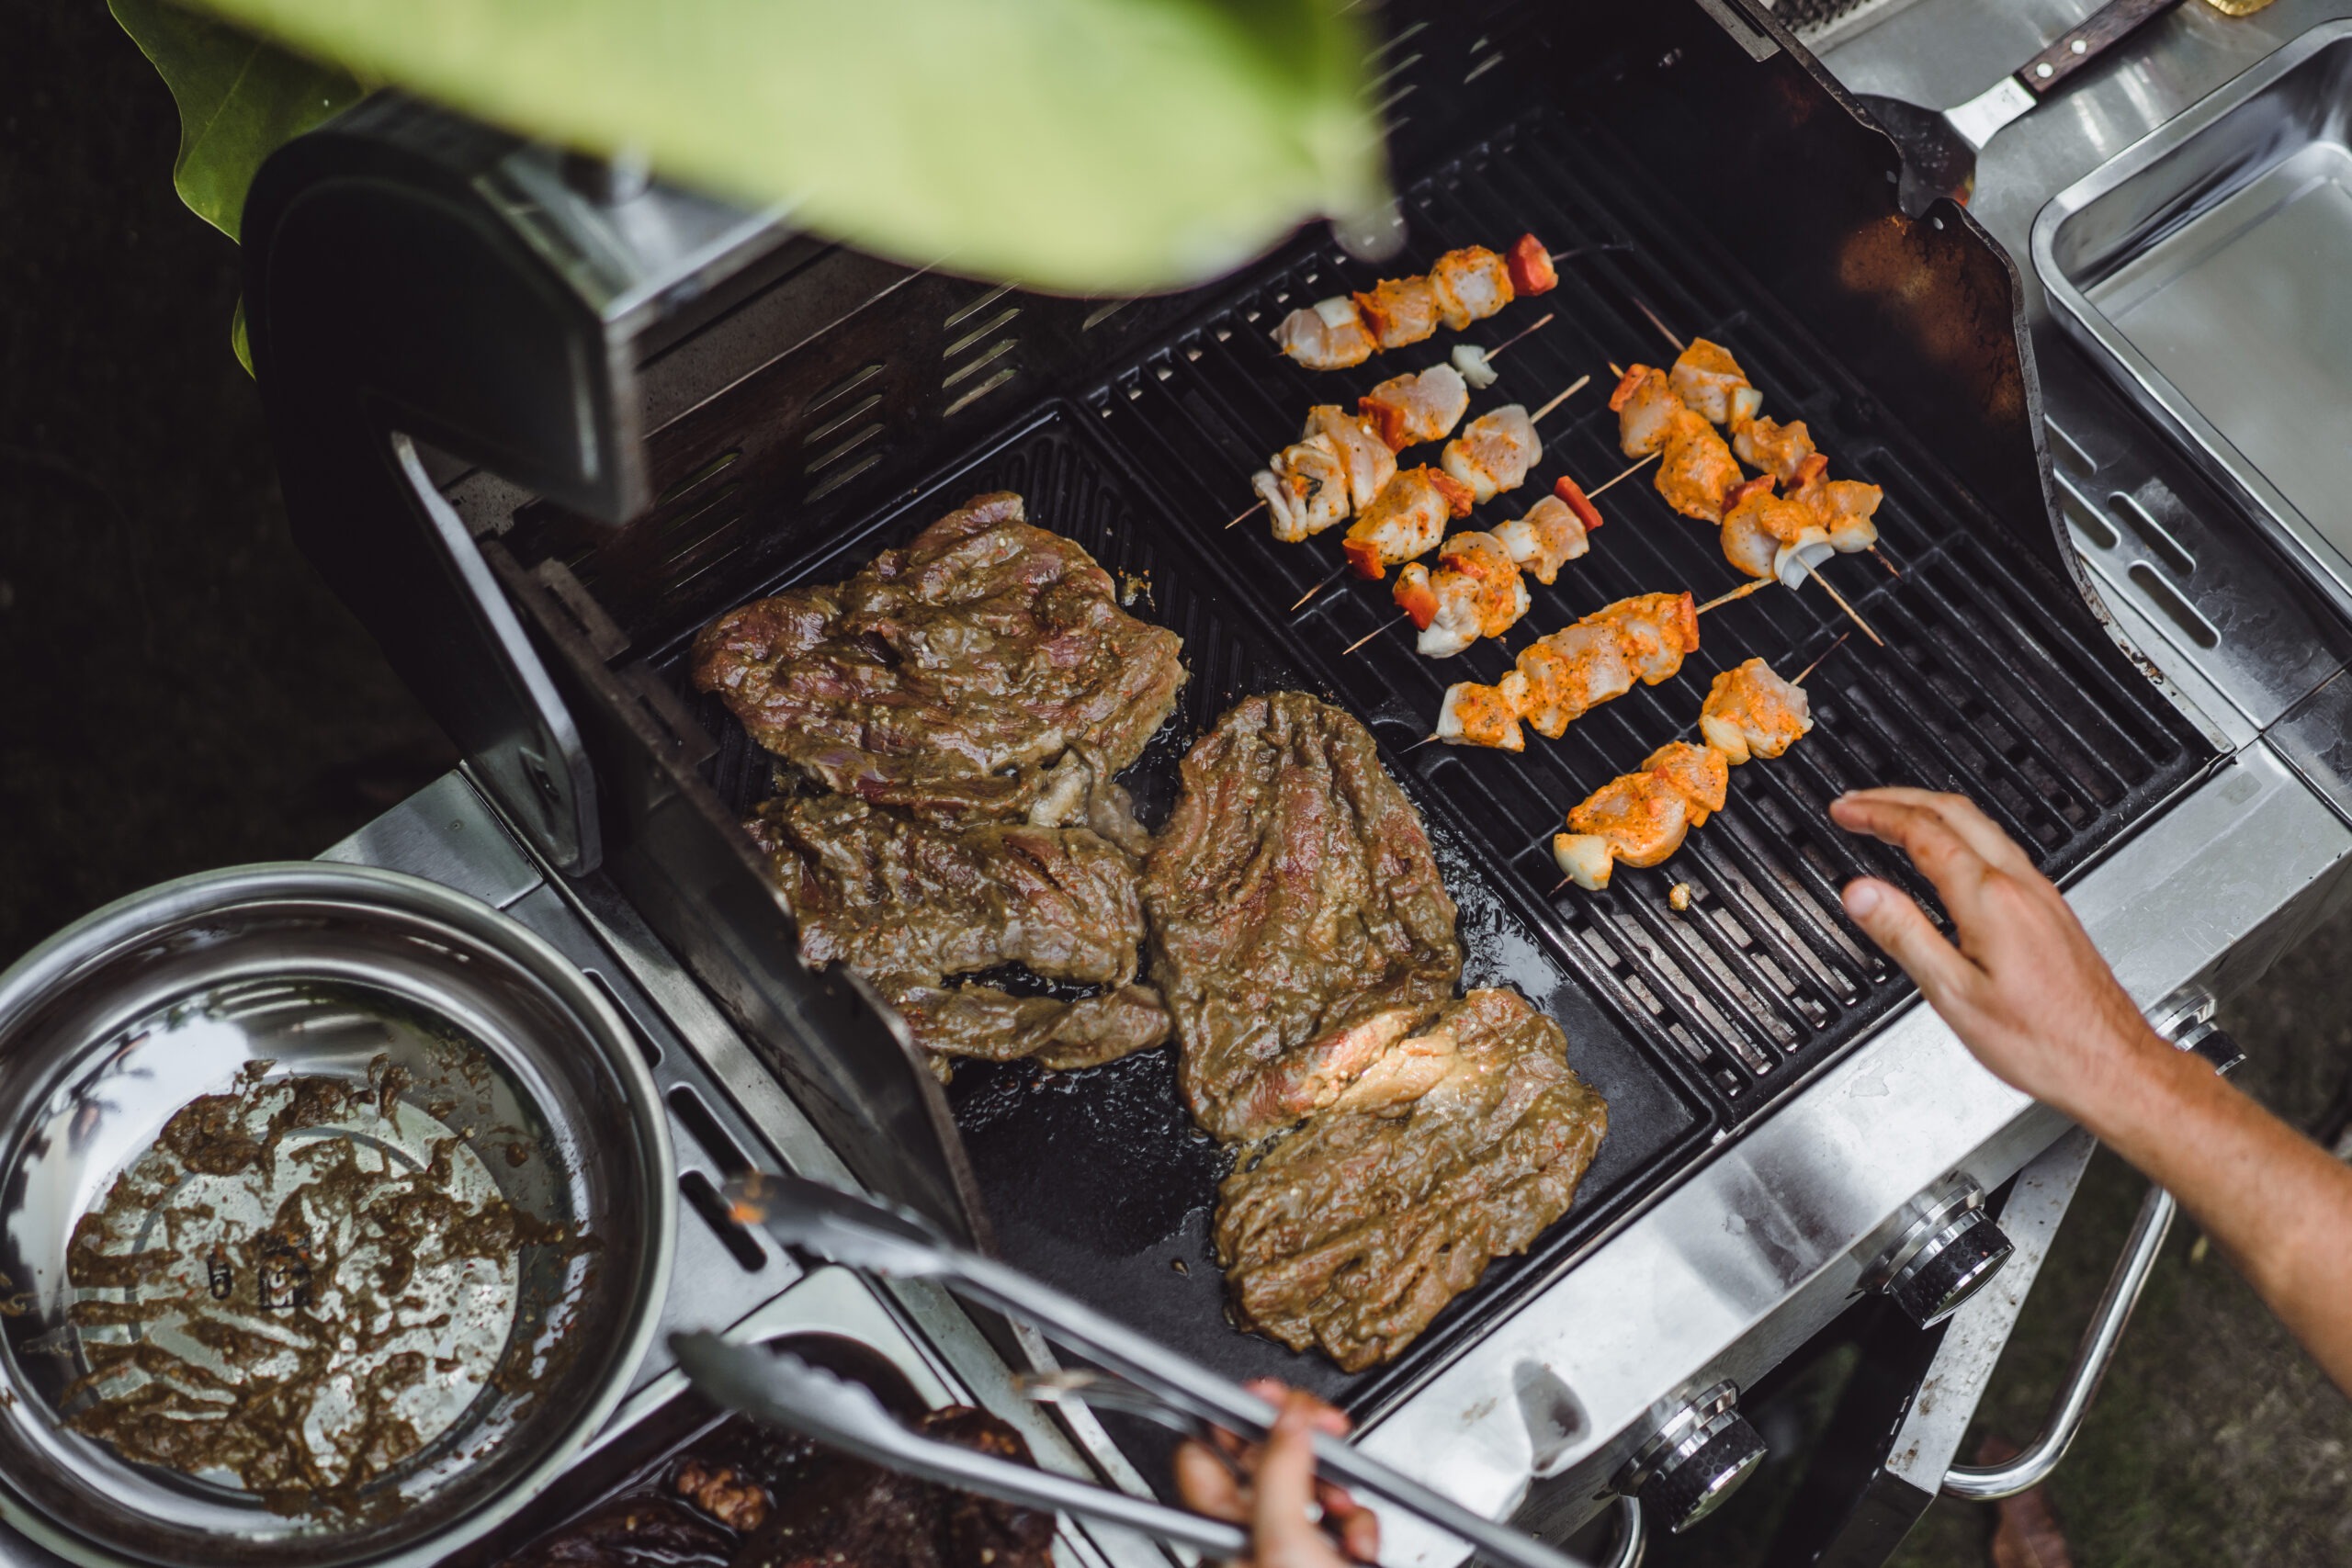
2060, 1034, 2352, 1396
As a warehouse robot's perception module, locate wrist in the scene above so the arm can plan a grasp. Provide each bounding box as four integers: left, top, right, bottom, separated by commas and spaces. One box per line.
2041, 1018, 2178, 1134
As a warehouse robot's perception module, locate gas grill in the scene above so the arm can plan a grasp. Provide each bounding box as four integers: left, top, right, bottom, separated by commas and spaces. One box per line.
112, 0, 2352, 1562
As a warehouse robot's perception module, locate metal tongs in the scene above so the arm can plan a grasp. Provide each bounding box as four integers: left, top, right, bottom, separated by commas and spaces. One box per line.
671, 1170, 1587, 1568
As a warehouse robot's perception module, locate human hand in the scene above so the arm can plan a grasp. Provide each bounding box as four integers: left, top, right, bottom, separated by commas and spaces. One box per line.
1828, 788, 2167, 1121
1173, 1380, 1380, 1567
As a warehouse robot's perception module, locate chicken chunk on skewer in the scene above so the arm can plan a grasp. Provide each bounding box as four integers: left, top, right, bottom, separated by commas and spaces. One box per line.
1592, 591, 1702, 684
1273, 297, 1380, 371
1655, 408, 1745, 524
1701, 657, 1814, 766
1341, 467, 1476, 578
1514, 623, 1636, 739
1353, 274, 1443, 351
1302, 405, 1400, 512
1733, 415, 1815, 485
1393, 531, 1532, 658
1441, 403, 1543, 504
1668, 339, 1762, 428
1552, 741, 1731, 891
1492, 492, 1591, 586
1358, 364, 1472, 452
1611, 366, 1684, 457
1254, 434, 1353, 544
1434, 680, 1526, 751
1721, 482, 1833, 587
1429, 247, 1517, 331
1792, 469, 1885, 555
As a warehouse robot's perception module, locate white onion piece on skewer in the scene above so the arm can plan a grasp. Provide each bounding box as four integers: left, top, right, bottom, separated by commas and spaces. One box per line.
1452, 342, 1499, 389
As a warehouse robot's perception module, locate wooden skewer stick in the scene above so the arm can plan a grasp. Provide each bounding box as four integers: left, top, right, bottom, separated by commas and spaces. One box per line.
1695, 578, 1773, 615
1341, 615, 1408, 656
1226, 499, 1266, 530
1634, 299, 1686, 354
1792, 633, 1852, 687
1871, 546, 1902, 578
1804, 565, 1885, 648
1290, 563, 1349, 612
1588, 451, 1661, 498
1401, 734, 1443, 754
1609, 361, 1626, 380
1484, 311, 1556, 361
1529, 375, 1592, 425
1549, 243, 1633, 264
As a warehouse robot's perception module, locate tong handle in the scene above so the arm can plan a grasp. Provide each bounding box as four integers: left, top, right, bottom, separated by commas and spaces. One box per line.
952, 1249, 1586, 1568
2015, 0, 2183, 96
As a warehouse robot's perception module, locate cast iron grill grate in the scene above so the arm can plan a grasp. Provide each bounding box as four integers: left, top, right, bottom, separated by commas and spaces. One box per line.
1090, 107, 2207, 1115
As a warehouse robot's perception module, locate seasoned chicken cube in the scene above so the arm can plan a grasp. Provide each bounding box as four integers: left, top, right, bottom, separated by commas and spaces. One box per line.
1732, 415, 1815, 484
1341, 468, 1474, 578
1611, 365, 1682, 457
1436, 682, 1525, 751
1592, 592, 1699, 685
1793, 475, 1885, 554
1353, 274, 1443, 351
1701, 657, 1813, 765
1441, 404, 1542, 504
1428, 247, 1515, 331
1275, 297, 1377, 370
1303, 405, 1400, 513
1668, 339, 1757, 427
1721, 487, 1826, 581
1252, 434, 1351, 543
1640, 741, 1729, 827
1492, 494, 1589, 586
1360, 364, 1471, 452
1656, 408, 1744, 523
1395, 533, 1529, 657
1513, 622, 1634, 739
1566, 770, 1696, 871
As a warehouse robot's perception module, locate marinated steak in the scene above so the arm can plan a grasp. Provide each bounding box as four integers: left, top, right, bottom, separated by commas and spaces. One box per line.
1142, 693, 1462, 1144
1214, 988, 1609, 1371
692, 493, 1186, 824
745, 795, 1170, 1074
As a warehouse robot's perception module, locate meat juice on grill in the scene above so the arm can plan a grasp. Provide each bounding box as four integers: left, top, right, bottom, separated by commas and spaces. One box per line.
1145, 694, 1609, 1370
1142, 693, 1464, 1145
695, 492, 1185, 1076
495, 1405, 1053, 1568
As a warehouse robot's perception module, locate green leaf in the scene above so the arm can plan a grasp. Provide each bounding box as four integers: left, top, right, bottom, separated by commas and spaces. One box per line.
110, 0, 366, 243
178, 0, 1384, 293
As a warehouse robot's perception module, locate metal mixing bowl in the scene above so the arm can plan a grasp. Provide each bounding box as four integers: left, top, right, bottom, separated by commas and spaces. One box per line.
0, 863, 675, 1567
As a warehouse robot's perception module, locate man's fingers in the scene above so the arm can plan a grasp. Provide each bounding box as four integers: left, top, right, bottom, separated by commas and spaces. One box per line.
1842, 876, 1983, 1008
1829, 795, 1993, 911
1174, 1439, 1249, 1524
1250, 1401, 1331, 1568
1837, 788, 2034, 874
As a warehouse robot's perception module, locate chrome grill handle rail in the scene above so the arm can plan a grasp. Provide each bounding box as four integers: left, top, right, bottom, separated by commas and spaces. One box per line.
1939, 1180, 2175, 1502
1941, 1018, 2239, 1502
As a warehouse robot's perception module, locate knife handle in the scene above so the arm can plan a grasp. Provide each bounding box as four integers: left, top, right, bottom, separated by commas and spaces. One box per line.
2015, 0, 2184, 96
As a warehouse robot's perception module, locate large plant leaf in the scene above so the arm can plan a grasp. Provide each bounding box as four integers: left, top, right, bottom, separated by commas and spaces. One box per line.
110, 0, 365, 243
182, 0, 1382, 293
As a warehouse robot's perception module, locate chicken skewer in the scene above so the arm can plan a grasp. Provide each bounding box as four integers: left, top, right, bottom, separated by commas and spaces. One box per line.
1551, 657, 1815, 891
1610, 361, 1885, 646
1332, 448, 1659, 647
1272, 234, 1558, 371
1429, 592, 1702, 751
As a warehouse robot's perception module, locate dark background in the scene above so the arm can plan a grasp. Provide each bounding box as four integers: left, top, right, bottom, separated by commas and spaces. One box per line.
3, 4, 2346, 1564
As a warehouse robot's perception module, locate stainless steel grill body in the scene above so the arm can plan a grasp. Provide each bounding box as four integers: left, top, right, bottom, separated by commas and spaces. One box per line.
169, 1, 2352, 1563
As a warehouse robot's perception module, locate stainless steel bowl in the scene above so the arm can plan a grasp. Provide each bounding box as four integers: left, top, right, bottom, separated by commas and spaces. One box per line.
0, 863, 675, 1567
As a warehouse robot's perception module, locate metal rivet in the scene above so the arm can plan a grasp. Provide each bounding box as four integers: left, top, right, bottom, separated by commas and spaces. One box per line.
2071, 38, 2088, 54
2036, 62, 2056, 78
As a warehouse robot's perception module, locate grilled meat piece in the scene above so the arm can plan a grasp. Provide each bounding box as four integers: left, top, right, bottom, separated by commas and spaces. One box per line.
890, 982, 1172, 1075
747, 795, 1168, 1075
1144, 694, 1463, 1145
1214, 988, 1608, 1371
692, 493, 1186, 824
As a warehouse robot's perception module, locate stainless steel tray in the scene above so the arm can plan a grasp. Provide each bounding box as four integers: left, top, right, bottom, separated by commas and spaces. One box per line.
2034, 20, 2352, 618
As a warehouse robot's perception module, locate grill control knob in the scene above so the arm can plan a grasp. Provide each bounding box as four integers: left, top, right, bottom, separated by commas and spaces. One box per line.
1616, 1382, 1767, 1535
1865, 1183, 2014, 1329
